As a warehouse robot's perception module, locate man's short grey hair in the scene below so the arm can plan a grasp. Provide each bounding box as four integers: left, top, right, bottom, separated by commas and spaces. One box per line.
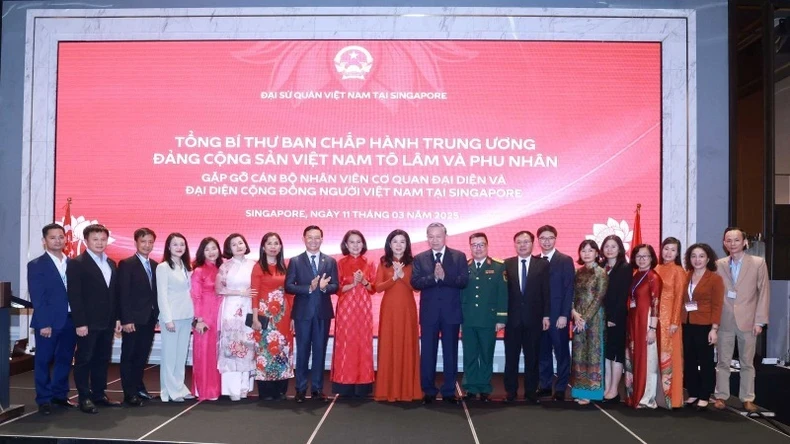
426, 222, 447, 234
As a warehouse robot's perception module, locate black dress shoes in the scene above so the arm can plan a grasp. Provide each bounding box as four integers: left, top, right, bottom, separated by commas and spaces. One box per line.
51, 398, 77, 408
137, 390, 154, 400
38, 403, 52, 416
421, 395, 435, 405
125, 395, 144, 406
311, 391, 328, 402
462, 393, 477, 401
443, 395, 459, 405
524, 394, 540, 405
537, 388, 553, 398
295, 392, 306, 403
480, 393, 491, 403
503, 393, 516, 403
553, 392, 566, 402
79, 399, 98, 414
93, 395, 122, 407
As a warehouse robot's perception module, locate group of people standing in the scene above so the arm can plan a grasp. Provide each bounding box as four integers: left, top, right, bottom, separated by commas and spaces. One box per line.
553, 228, 769, 413
27, 221, 769, 416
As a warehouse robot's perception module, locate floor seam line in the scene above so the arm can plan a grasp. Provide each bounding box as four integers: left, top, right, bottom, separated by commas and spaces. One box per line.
456, 382, 481, 444
306, 394, 339, 444
594, 404, 649, 444
137, 399, 204, 441
726, 406, 790, 438
1, 364, 157, 427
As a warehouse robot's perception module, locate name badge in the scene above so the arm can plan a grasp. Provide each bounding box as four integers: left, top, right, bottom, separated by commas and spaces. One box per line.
629, 299, 637, 308
685, 301, 698, 312
727, 290, 737, 299
485, 269, 495, 274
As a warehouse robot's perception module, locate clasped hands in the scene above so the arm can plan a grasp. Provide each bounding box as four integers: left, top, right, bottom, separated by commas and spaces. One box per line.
352, 270, 370, 287
309, 273, 332, 293
392, 262, 405, 280
434, 262, 445, 281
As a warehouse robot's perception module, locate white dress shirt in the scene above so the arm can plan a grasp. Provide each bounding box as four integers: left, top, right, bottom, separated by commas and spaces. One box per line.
46, 250, 70, 312
86, 249, 112, 287
46, 251, 68, 288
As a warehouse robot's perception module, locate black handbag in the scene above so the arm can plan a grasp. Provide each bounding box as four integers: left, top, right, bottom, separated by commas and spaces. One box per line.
245, 313, 270, 330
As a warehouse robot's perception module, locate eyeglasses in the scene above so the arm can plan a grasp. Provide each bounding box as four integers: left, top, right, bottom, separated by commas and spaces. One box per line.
538, 236, 556, 242
634, 255, 651, 260
470, 243, 487, 249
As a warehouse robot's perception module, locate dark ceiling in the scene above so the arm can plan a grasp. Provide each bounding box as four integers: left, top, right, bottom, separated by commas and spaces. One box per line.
735, 3, 790, 97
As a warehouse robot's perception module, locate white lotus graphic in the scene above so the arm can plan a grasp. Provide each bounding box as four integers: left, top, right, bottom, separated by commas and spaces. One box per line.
58, 215, 116, 255
585, 218, 634, 252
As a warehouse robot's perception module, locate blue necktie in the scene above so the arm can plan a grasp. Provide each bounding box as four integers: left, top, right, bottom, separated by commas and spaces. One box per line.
435, 252, 442, 264
310, 255, 318, 276
143, 259, 153, 288
521, 259, 527, 295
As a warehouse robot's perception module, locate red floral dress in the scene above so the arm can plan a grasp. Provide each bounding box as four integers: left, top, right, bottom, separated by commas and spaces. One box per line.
251, 265, 294, 381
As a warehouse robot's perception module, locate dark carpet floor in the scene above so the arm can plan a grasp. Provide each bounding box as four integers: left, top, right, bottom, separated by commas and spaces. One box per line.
1, 364, 789, 443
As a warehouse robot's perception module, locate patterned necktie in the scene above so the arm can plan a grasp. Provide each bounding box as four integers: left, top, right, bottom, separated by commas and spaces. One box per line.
310, 255, 318, 276
435, 252, 442, 264
143, 259, 153, 288
521, 259, 528, 295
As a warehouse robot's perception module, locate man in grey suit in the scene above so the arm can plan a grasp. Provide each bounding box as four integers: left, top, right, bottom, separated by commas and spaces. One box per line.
285, 225, 338, 403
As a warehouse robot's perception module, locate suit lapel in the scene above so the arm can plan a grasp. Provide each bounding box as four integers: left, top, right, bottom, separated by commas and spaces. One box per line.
526, 257, 541, 280
317, 253, 326, 276
302, 252, 315, 275
84, 253, 105, 283
149, 259, 157, 288
692, 271, 710, 299
138, 257, 153, 289
735, 255, 751, 290
507, 258, 519, 291
43, 253, 67, 290
719, 258, 735, 288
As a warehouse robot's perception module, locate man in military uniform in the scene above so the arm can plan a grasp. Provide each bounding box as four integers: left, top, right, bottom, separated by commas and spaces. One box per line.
460, 232, 508, 402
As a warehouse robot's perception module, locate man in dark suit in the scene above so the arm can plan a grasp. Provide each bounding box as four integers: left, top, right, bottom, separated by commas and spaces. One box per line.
28, 223, 78, 415
503, 230, 550, 404
67, 224, 122, 413
411, 222, 468, 404
285, 225, 338, 403
536, 225, 574, 401
117, 228, 158, 406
